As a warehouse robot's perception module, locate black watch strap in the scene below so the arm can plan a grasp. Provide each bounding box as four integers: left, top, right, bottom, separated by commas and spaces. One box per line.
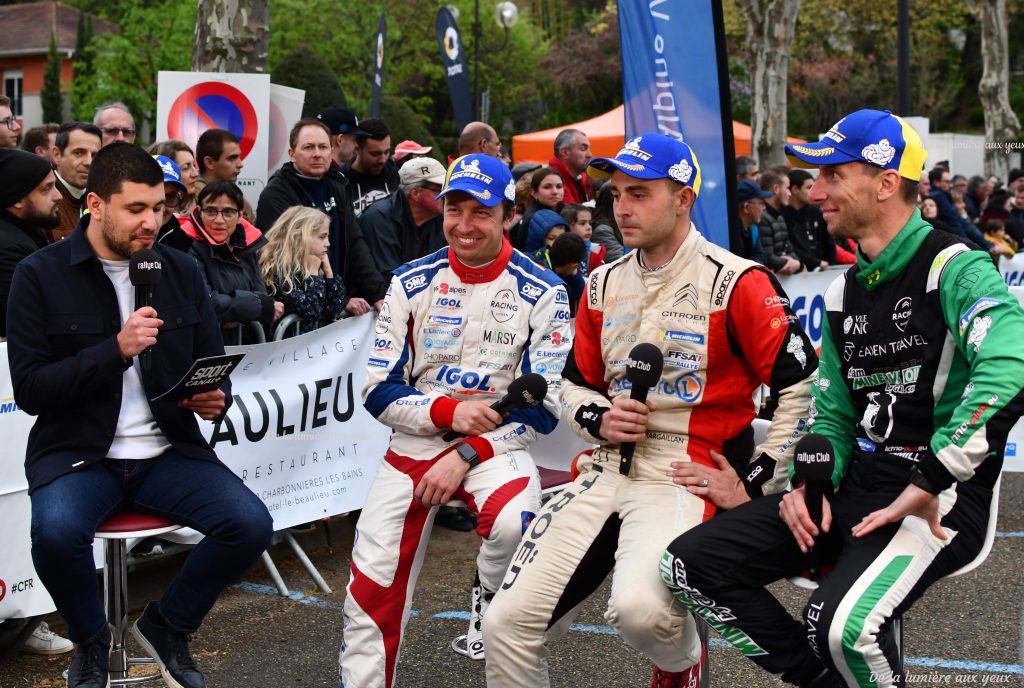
456, 442, 481, 468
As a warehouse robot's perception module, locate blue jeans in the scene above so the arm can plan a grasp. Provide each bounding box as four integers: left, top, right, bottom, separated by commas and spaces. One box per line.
30, 450, 273, 643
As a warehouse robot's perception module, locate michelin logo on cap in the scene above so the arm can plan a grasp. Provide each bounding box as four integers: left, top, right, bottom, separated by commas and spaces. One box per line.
436, 153, 515, 208
586, 132, 702, 197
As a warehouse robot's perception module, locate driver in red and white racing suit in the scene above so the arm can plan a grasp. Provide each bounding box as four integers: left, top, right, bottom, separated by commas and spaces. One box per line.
340, 154, 571, 688
484, 133, 817, 688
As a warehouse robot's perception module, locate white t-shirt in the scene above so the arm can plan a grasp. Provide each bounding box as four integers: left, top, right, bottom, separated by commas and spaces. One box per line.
100, 258, 171, 460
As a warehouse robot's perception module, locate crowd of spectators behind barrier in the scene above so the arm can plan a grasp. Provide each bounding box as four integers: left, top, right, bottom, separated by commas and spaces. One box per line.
3, 99, 1024, 350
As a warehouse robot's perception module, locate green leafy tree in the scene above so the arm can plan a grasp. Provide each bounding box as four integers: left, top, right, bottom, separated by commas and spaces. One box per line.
68, 0, 195, 142
270, 45, 347, 117
41, 33, 64, 123
69, 10, 95, 120
379, 94, 441, 162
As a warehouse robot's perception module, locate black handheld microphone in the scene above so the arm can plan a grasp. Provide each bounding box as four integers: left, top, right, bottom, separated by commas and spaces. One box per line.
792, 433, 835, 581
442, 373, 548, 442
618, 343, 664, 475
129, 249, 162, 371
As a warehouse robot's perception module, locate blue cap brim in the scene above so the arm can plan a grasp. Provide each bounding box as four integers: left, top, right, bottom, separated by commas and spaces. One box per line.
436, 183, 503, 207
785, 141, 862, 169
163, 178, 187, 193
587, 157, 666, 180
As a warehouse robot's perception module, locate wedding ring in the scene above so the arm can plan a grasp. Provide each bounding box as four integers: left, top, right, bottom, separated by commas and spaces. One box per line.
700, 478, 709, 488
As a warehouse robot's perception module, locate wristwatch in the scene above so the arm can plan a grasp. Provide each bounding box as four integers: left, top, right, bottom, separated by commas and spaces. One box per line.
456, 442, 481, 469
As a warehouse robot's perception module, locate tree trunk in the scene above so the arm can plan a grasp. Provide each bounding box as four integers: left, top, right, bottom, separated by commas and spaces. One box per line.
968, 0, 1020, 180
192, 0, 269, 73
736, 0, 800, 168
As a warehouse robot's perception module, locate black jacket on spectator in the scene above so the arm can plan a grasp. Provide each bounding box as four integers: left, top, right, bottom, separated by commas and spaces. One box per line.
757, 205, 799, 272
0, 209, 47, 337
782, 204, 835, 269
6, 216, 228, 492
361, 191, 446, 283
156, 215, 194, 253
180, 209, 275, 340
341, 158, 400, 218
256, 163, 387, 304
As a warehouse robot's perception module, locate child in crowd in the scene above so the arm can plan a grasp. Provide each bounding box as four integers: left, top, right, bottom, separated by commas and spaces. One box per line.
560, 204, 605, 276
525, 208, 570, 255
259, 206, 347, 336
984, 218, 1017, 258
533, 232, 586, 316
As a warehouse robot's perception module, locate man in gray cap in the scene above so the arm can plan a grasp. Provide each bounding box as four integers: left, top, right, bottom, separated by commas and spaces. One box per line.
0, 148, 62, 338
361, 156, 447, 283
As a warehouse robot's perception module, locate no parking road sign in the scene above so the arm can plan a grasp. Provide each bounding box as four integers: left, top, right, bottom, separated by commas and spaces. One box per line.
157, 72, 271, 209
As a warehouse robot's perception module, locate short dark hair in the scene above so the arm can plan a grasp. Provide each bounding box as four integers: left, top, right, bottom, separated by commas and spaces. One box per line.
355, 117, 390, 146
759, 169, 787, 193
787, 169, 813, 189
549, 231, 585, 267
55, 121, 102, 155
928, 167, 947, 185
862, 163, 919, 204
1008, 168, 1024, 185
196, 129, 240, 174
197, 180, 244, 211
87, 142, 164, 201
288, 118, 331, 150
559, 204, 588, 226
21, 123, 58, 154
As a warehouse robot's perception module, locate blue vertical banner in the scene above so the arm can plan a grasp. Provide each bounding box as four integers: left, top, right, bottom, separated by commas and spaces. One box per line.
370, 12, 387, 118
618, 0, 735, 249
435, 7, 473, 132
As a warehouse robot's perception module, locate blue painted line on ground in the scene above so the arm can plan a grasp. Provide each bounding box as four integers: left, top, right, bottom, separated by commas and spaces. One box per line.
236, 584, 1022, 675
996, 531, 1024, 538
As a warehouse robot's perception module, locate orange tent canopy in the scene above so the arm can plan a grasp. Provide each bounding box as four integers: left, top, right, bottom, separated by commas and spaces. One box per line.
511, 104, 804, 164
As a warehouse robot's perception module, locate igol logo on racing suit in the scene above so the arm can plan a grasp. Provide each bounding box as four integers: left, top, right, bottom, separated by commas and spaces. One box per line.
490, 289, 519, 323
612, 373, 703, 402
434, 297, 463, 309
373, 338, 394, 352
662, 330, 705, 345
435, 365, 496, 394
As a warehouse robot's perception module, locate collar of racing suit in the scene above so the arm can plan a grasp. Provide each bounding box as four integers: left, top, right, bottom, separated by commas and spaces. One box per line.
854, 208, 929, 291
447, 237, 514, 283
627, 222, 701, 283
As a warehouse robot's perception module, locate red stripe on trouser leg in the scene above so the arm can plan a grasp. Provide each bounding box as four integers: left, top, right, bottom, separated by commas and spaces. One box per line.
473, 476, 529, 539
346, 451, 434, 688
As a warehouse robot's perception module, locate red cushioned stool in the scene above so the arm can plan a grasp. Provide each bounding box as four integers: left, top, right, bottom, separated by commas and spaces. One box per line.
96, 512, 182, 685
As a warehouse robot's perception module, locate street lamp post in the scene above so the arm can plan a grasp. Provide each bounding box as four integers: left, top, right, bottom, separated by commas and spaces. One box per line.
471, 1, 519, 120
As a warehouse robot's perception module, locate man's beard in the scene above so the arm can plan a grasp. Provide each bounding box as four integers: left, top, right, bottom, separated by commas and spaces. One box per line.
24, 205, 60, 230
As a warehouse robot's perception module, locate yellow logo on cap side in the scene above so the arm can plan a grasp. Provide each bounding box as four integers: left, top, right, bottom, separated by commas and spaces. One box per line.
790, 145, 835, 158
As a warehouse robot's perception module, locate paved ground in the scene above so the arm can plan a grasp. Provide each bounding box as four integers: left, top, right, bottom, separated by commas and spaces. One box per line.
3, 473, 1023, 688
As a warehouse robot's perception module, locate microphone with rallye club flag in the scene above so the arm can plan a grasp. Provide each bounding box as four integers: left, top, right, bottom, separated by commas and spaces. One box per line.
441, 373, 548, 442
792, 433, 836, 582
129, 249, 162, 371
619, 343, 664, 476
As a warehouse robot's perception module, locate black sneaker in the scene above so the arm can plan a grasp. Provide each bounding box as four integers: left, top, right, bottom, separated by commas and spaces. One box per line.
66, 625, 110, 688
131, 602, 206, 688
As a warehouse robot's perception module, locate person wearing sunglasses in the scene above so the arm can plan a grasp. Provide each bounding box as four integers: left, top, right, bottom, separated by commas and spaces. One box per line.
93, 102, 136, 147
180, 180, 283, 341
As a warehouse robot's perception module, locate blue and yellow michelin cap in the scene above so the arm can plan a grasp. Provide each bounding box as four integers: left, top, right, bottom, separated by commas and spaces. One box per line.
437, 153, 515, 207
154, 155, 187, 193
785, 109, 927, 181
587, 133, 702, 197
